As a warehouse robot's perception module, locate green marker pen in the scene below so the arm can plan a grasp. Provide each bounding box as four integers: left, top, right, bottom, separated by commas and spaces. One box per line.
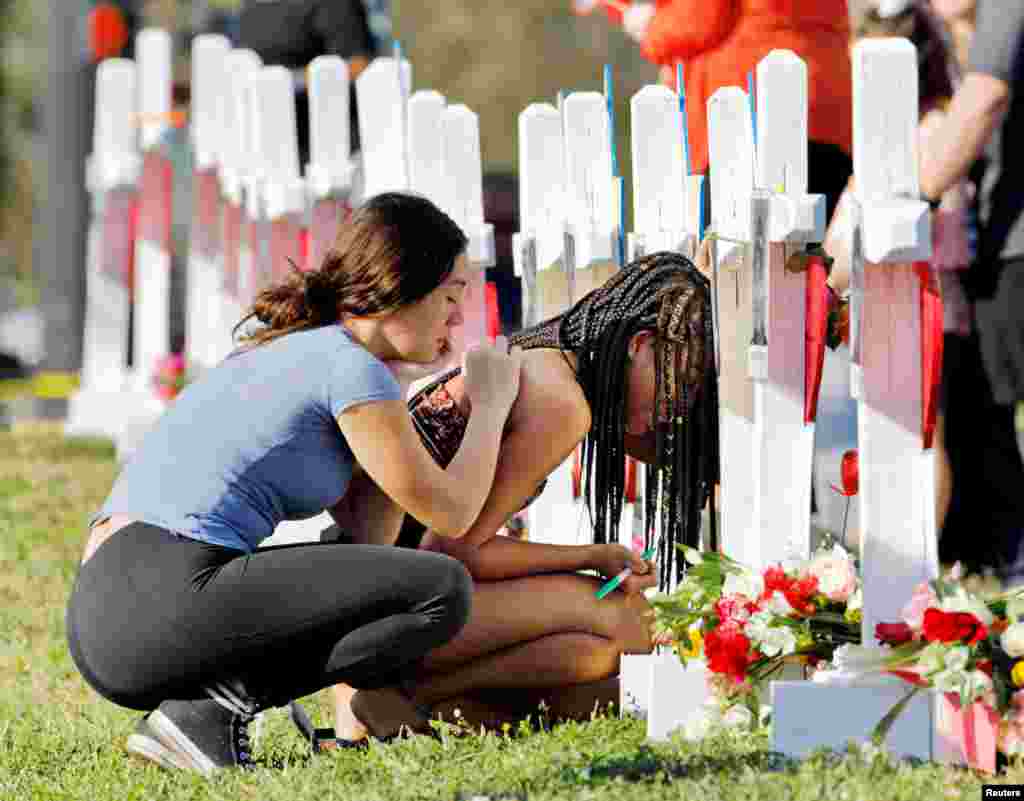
595, 546, 656, 600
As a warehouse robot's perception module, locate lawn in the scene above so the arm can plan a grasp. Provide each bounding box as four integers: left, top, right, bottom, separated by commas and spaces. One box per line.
0, 423, 1015, 800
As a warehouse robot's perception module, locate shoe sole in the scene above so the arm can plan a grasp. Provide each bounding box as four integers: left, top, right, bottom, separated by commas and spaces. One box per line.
126, 730, 194, 772
147, 709, 220, 777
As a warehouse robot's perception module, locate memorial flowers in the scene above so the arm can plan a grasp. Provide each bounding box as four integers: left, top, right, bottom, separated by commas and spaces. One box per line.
650, 544, 862, 720
872, 570, 1024, 763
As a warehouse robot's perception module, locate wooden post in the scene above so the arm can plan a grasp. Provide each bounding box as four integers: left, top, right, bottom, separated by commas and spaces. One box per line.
355, 57, 412, 200
66, 58, 140, 439
187, 34, 231, 373
305, 56, 355, 272
512, 101, 577, 546
442, 104, 495, 351
219, 49, 262, 333
249, 67, 306, 289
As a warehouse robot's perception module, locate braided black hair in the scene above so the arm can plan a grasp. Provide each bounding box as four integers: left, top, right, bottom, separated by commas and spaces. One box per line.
512, 251, 719, 589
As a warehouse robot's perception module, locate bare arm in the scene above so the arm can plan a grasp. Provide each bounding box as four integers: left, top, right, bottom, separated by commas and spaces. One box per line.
328, 465, 406, 546
337, 398, 510, 539
920, 73, 1009, 203
417, 359, 607, 580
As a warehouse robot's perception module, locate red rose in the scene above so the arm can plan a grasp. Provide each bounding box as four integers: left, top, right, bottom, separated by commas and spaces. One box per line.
875, 622, 914, 645
760, 565, 817, 615
830, 449, 859, 497
761, 565, 790, 599
786, 575, 820, 616
704, 625, 756, 684
921, 608, 988, 645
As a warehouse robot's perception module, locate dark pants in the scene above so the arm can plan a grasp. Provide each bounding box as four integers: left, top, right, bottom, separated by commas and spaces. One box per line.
66, 523, 472, 711
940, 330, 1024, 584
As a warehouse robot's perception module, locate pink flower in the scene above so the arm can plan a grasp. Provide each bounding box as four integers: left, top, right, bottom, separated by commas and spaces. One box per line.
1012, 690, 1024, 712
805, 547, 857, 603
900, 582, 939, 633
167, 353, 186, 373
714, 594, 759, 626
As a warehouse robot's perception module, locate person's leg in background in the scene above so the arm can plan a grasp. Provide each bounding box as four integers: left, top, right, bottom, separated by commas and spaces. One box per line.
961, 257, 1024, 584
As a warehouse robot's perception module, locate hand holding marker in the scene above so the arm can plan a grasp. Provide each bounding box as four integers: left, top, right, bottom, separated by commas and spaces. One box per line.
595, 544, 657, 600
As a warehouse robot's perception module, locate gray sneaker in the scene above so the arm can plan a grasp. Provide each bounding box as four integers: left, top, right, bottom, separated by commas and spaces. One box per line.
146, 699, 256, 777
125, 715, 193, 771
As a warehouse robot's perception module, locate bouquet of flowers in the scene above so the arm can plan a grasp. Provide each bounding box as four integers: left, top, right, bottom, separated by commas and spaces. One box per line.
651, 543, 862, 721
152, 353, 189, 401
871, 569, 1024, 763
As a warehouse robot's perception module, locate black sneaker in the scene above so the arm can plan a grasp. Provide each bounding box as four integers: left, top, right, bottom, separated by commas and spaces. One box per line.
125, 714, 193, 771
146, 699, 256, 777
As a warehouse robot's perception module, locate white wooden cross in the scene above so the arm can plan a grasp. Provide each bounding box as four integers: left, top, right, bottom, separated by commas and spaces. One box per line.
355, 56, 412, 201
623, 80, 709, 735
306, 55, 356, 272
128, 28, 174, 402
771, 37, 944, 763
249, 66, 307, 290
441, 104, 495, 351
708, 50, 826, 572
66, 57, 140, 440
186, 34, 231, 373
219, 48, 262, 328
115, 28, 175, 460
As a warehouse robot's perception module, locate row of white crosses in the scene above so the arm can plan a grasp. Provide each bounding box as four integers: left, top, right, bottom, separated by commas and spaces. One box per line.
355, 53, 495, 356
513, 75, 631, 549
613, 39, 950, 763
68, 29, 361, 455
627, 49, 831, 740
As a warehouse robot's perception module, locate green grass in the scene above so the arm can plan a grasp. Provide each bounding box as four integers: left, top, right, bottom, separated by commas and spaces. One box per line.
0, 423, 1018, 800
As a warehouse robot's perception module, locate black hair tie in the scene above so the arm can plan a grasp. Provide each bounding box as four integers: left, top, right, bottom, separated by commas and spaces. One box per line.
303, 271, 337, 323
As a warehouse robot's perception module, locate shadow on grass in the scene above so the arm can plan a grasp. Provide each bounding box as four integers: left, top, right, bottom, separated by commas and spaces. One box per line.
558, 746, 798, 785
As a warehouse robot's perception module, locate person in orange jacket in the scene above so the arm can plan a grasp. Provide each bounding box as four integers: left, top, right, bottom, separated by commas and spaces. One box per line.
591, 0, 854, 221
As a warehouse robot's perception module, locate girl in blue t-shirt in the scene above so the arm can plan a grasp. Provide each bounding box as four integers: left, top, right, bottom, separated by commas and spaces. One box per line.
67, 192, 523, 775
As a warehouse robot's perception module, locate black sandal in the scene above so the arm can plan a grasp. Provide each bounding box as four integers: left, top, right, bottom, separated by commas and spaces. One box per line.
288, 701, 369, 754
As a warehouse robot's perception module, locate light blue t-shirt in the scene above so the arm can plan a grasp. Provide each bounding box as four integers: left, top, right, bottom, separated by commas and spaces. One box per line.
91, 325, 402, 552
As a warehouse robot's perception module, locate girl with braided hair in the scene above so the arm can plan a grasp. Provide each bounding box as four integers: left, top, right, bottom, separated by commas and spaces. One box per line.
66, 192, 523, 775
344, 250, 718, 739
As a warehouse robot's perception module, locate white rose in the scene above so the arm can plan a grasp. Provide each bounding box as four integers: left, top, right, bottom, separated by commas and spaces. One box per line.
722, 705, 754, 729
1003, 622, 1024, 658
943, 646, 971, 673
966, 670, 994, 703
683, 705, 722, 741
759, 626, 798, 658
723, 571, 765, 602
830, 644, 892, 673
764, 590, 795, 617
933, 668, 968, 694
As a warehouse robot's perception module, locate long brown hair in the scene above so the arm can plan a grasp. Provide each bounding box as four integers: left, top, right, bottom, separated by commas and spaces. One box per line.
234, 192, 468, 348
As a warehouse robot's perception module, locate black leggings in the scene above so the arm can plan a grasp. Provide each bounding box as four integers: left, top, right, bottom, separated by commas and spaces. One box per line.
66, 523, 472, 711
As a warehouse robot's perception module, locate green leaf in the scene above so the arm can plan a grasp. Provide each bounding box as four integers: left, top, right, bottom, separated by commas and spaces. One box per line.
871, 686, 920, 746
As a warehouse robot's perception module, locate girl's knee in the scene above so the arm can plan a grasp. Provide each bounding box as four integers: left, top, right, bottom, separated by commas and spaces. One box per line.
606, 594, 655, 655
426, 553, 473, 641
